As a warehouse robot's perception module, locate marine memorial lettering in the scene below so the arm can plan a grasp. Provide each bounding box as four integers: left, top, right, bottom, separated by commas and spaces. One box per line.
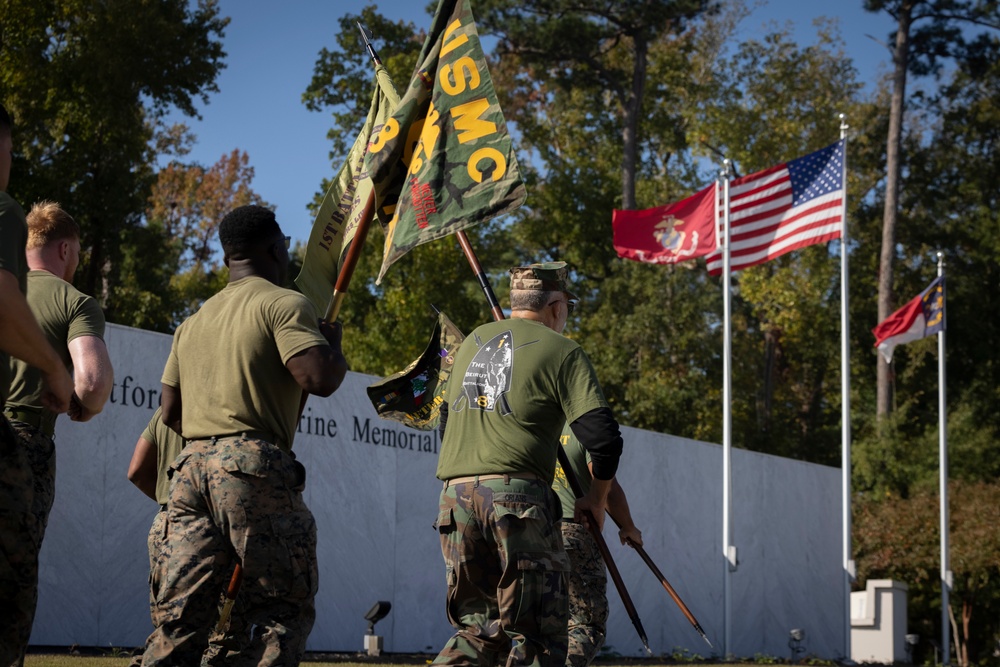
352, 416, 439, 455
106, 374, 160, 410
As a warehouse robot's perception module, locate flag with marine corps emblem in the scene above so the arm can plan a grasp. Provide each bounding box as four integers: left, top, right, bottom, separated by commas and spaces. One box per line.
363, 0, 526, 284
612, 184, 718, 264
295, 64, 400, 315
366, 311, 466, 430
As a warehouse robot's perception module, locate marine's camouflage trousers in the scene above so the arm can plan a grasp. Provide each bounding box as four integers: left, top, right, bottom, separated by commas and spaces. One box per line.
561, 521, 608, 667
129, 510, 252, 667
142, 435, 318, 667
433, 476, 570, 667
0, 419, 56, 667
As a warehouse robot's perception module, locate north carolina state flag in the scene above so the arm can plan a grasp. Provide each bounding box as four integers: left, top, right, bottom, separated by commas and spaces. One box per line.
613, 184, 718, 264
872, 276, 946, 363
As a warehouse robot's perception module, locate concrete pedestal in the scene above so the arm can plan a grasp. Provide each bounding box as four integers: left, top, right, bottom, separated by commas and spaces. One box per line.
851, 579, 909, 663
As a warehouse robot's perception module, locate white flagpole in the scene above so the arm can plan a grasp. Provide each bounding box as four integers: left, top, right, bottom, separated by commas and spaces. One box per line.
937, 251, 951, 666
721, 160, 734, 659
839, 115, 855, 662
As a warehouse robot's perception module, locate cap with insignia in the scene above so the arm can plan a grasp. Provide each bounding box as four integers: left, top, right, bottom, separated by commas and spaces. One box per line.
509, 261, 579, 301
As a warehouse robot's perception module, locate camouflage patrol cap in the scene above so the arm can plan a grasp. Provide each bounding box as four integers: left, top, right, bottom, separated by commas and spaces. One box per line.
509, 261, 579, 301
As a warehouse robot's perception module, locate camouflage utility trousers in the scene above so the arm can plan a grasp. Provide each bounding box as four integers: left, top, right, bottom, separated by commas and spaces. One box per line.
142, 435, 317, 667
433, 475, 570, 667
561, 521, 608, 667
134, 510, 251, 667
0, 419, 56, 667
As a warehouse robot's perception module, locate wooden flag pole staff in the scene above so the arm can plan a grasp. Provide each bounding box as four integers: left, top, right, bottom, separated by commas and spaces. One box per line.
605, 511, 713, 648
215, 559, 244, 633
454, 233, 651, 655
324, 189, 377, 321
456, 231, 505, 321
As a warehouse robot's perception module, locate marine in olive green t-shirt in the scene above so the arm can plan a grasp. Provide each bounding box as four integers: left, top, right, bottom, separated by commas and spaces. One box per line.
0, 191, 28, 406
553, 424, 592, 521
435, 317, 608, 484
6, 270, 105, 434
161, 275, 328, 450
142, 406, 185, 505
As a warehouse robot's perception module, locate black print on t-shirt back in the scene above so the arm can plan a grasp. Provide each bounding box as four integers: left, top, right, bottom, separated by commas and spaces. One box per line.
461, 330, 513, 415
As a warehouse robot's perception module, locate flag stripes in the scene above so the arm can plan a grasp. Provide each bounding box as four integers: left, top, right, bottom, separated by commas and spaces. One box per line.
707, 140, 844, 274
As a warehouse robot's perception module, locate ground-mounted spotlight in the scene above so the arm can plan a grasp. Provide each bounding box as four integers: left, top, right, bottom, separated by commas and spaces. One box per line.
363, 601, 392, 656
788, 628, 806, 662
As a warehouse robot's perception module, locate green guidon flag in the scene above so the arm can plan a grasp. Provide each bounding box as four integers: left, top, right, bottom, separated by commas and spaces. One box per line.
295, 64, 400, 316
364, 0, 526, 284
366, 311, 465, 430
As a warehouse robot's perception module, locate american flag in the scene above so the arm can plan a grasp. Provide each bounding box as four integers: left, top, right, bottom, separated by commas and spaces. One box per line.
706, 140, 844, 275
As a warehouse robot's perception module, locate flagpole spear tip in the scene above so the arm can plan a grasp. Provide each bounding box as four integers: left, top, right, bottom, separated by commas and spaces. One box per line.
357, 21, 382, 65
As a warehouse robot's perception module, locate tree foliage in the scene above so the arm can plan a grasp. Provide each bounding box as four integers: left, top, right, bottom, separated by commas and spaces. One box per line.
855, 481, 1000, 666
0, 0, 228, 323
114, 145, 268, 333
475, 0, 713, 210
862, 0, 1000, 420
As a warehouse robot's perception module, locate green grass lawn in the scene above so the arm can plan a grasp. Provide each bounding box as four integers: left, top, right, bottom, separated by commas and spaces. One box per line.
24, 656, 752, 667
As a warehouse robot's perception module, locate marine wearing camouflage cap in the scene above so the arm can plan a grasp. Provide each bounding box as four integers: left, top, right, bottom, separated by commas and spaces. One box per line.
509, 261, 579, 301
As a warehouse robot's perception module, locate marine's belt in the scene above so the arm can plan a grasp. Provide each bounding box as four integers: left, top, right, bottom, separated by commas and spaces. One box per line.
443, 472, 538, 488
3, 407, 54, 437
202, 430, 282, 449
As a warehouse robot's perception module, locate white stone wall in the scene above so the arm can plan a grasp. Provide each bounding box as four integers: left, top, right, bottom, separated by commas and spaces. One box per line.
31, 322, 845, 659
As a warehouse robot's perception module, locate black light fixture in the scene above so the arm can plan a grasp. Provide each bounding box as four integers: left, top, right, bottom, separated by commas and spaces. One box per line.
905, 634, 919, 664
365, 600, 392, 635
363, 601, 392, 657
788, 628, 805, 662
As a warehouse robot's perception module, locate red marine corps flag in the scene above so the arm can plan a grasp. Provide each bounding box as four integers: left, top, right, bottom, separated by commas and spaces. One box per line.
612, 184, 718, 264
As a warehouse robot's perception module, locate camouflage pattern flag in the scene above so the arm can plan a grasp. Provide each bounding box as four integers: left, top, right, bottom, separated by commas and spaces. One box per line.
295, 64, 400, 315
366, 312, 465, 430
364, 0, 526, 284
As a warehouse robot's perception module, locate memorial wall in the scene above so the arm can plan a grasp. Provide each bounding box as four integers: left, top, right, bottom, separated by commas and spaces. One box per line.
31, 323, 845, 658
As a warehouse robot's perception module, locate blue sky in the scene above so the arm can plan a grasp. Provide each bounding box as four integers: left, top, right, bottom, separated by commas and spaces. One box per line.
168, 0, 896, 245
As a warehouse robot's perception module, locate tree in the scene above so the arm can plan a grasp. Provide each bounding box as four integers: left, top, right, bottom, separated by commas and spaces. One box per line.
855, 481, 1000, 666
302, 5, 426, 160
114, 145, 268, 332
687, 21, 871, 461
863, 0, 1000, 421
0, 0, 227, 323
475, 0, 713, 211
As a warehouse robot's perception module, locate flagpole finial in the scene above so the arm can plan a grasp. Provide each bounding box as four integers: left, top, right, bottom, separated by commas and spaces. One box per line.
357, 21, 382, 65
839, 113, 849, 138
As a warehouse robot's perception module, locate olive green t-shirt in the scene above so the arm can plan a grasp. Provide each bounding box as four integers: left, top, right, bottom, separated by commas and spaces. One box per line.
6, 270, 106, 434
553, 424, 592, 521
436, 318, 608, 484
141, 406, 185, 505
161, 276, 327, 450
0, 192, 27, 407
